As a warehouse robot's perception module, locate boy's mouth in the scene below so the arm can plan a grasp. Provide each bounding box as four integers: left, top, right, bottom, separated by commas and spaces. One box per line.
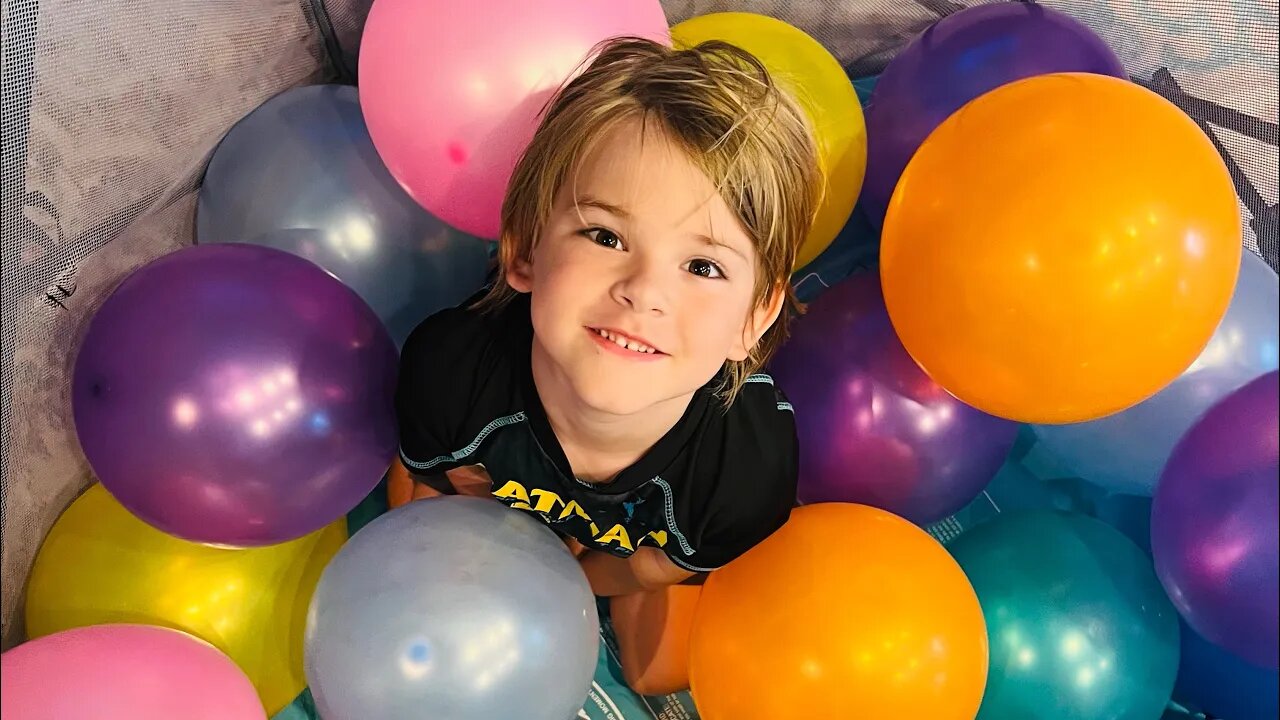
587, 327, 667, 356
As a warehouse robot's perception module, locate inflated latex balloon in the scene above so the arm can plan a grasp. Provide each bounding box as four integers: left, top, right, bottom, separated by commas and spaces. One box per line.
1034, 250, 1278, 494
672, 12, 865, 269
881, 73, 1241, 424
359, 0, 670, 238
25, 483, 345, 714
1152, 371, 1279, 668
0, 625, 266, 720
198, 84, 490, 348
950, 511, 1180, 720
1174, 619, 1279, 720
770, 272, 1017, 524
862, 2, 1125, 226
71, 243, 397, 546
689, 503, 989, 720
304, 497, 600, 720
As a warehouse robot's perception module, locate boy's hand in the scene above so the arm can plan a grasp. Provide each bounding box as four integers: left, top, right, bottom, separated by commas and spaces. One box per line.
444, 464, 495, 497
387, 458, 429, 508
579, 547, 694, 597
564, 536, 589, 558
386, 459, 494, 508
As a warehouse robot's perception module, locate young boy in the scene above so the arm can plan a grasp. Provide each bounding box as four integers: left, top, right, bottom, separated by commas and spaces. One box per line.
390, 36, 821, 694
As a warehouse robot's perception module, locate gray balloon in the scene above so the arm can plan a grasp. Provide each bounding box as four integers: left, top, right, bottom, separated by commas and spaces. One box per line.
304, 497, 600, 720
197, 84, 490, 348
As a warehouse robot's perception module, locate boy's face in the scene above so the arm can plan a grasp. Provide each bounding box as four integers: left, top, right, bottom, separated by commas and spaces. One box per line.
508, 118, 782, 416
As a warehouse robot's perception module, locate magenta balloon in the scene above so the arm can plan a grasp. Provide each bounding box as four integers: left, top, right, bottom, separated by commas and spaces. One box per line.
72, 244, 398, 546
769, 273, 1018, 524
1152, 371, 1279, 668
358, 0, 670, 238
0, 625, 265, 720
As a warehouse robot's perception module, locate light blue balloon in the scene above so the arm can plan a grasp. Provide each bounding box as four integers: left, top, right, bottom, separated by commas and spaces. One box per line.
304, 497, 600, 720
198, 84, 490, 348
1033, 250, 1279, 495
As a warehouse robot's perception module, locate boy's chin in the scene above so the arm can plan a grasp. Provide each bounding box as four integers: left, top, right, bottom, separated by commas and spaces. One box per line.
571, 379, 688, 418
576, 387, 662, 417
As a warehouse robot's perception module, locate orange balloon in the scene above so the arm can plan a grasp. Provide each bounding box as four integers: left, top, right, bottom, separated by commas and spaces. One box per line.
881, 73, 1240, 424
689, 504, 988, 720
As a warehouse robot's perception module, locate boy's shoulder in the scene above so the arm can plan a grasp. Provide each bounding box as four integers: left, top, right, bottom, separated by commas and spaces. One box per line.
717, 371, 794, 433
407, 291, 527, 346
402, 293, 530, 373
654, 373, 798, 571
397, 293, 531, 432
701, 371, 797, 481
664, 371, 796, 523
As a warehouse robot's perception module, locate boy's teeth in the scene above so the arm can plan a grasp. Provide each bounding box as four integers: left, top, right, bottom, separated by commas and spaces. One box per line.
596, 328, 655, 354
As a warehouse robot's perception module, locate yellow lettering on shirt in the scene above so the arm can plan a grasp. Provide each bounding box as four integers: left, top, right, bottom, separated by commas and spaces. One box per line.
644, 530, 669, 548
596, 523, 634, 552
491, 480, 532, 510
529, 488, 565, 515
558, 500, 599, 536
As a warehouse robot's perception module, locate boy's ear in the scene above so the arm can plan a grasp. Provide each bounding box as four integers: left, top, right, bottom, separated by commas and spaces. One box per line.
506, 254, 534, 293
728, 283, 786, 362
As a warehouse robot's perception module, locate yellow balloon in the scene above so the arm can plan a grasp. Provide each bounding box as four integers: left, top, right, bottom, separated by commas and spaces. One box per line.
672, 12, 867, 270
25, 484, 346, 714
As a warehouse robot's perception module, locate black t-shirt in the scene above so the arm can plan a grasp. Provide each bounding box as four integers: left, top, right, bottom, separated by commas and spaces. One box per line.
395, 293, 798, 572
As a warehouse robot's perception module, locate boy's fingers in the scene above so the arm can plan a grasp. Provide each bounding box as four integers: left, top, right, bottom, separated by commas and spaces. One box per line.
386, 458, 414, 509
412, 482, 445, 501
447, 465, 494, 497
564, 536, 588, 558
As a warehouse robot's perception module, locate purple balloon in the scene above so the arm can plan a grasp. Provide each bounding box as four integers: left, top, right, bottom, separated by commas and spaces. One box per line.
1151, 371, 1279, 668
72, 244, 398, 546
861, 3, 1126, 227
769, 273, 1018, 524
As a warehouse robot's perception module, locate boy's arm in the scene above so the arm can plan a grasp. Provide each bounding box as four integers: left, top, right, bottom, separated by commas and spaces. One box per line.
388, 458, 494, 507
579, 546, 694, 597
387, 457, 452, 507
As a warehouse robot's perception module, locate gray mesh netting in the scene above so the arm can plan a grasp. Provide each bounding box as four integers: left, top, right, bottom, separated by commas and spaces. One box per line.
2, 0, 1276, 669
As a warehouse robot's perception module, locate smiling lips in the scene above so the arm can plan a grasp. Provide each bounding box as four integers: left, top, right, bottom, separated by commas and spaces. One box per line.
588, 327, 667, 359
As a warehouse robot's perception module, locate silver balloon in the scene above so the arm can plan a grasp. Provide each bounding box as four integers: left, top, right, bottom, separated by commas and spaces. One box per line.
197, 84, 490, 348
304, 497, 600, 720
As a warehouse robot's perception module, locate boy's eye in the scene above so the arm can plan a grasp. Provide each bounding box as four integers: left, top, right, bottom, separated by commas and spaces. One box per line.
583, 228, 623, 250
686, 258, 725, 279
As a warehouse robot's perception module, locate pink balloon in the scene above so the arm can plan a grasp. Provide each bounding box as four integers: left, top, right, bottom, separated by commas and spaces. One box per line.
1, 625, 266, 720
358, 0, 670, 238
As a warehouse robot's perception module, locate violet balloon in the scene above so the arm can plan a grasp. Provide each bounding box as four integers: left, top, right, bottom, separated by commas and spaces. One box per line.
1151, 371, 1279, 668
861, 3, 1126, 227
769, 272, 1017, 524
72, 244, 398, 547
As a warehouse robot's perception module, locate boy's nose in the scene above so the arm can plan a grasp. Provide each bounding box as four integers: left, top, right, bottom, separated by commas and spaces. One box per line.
611, 264, 667, 316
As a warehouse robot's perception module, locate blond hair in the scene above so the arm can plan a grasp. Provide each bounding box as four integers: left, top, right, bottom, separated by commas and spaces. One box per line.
481, 36, 822, 404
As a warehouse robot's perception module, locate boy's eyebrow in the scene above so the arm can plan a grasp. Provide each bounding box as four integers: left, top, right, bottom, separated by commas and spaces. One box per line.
694, 233, 748, 263
573, 195, 630, 219
574, 193, 748, 263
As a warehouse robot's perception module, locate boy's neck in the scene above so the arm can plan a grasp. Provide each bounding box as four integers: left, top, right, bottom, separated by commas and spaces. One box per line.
531, 341, 693, 483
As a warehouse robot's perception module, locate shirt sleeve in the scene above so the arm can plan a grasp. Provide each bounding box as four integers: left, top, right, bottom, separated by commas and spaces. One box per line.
664, 378, 799, 572
395, 307, 477, 476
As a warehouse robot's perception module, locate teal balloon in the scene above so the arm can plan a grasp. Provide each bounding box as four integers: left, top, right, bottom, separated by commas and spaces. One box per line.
950, 511, 1180, 720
